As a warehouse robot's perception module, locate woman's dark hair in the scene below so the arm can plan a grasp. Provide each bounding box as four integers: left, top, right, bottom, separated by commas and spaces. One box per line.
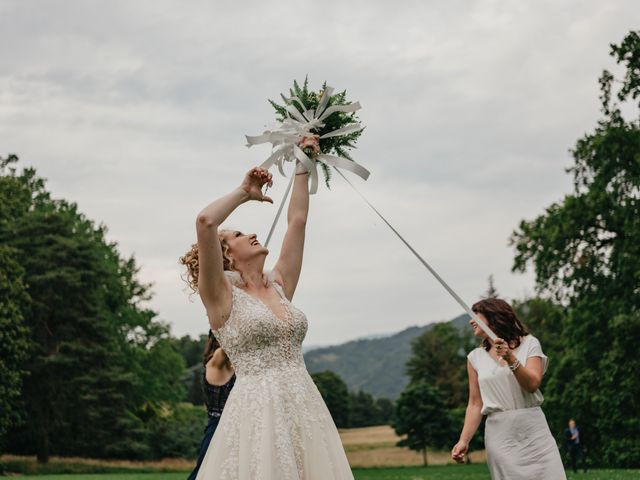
471, 298, 529, 351
203, 330, 230, 368
203, 330, 220, 367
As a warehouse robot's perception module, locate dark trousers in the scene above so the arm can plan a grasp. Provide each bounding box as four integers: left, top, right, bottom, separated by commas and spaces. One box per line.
568, 443, 587, 473
187, 415, 220, 480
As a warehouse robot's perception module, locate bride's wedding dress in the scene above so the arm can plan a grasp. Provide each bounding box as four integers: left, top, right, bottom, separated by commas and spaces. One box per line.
195, 273, 354, 480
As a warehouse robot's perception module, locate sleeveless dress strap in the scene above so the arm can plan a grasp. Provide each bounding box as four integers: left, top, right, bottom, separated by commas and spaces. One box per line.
272, 281, 287, 301
224, 270, 245, 287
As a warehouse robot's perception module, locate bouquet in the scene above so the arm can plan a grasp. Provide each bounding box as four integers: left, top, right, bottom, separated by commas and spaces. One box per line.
246, 78, 370, 194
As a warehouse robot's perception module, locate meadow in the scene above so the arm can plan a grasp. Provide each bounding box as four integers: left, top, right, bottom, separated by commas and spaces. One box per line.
340, 426, 485, 467
4, 426, 639, 479
13, 466, 640, 480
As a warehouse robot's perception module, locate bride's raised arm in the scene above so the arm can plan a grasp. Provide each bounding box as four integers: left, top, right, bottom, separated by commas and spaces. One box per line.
273, 162, 310, 300
196, 167, 273, 329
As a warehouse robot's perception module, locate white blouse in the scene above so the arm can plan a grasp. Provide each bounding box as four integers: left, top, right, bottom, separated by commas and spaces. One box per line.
467, 334, 548, 415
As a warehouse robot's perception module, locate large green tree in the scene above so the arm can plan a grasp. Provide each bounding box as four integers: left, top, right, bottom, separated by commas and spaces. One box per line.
1, 155, 185, 460
393, 381, 452, 466
171, 333, 208, 369
0, 245, 31, 451
0, 155, 34, 451
512, 297, 568, 438
405, 323, 472, 409
511, 31, 640, 467
311, 370, 350, 428
348, 389, 378, 428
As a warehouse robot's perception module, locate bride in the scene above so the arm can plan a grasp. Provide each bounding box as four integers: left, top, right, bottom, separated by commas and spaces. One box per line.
183, 153, 354, 479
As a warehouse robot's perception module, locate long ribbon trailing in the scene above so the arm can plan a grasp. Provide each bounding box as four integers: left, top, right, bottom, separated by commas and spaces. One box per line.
246, 86, 370, 194
333, 168, 498, 341
264, 172, 295, 249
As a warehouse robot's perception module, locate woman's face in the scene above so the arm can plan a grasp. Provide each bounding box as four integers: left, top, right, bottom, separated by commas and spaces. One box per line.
222, 230, 268, 264
469, 313, 489, 339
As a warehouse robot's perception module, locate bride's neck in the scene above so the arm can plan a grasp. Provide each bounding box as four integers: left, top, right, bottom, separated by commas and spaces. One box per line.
235, 259, 266, 289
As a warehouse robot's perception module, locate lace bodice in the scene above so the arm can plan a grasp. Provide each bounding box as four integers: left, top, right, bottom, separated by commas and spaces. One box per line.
213, 279, 308, 377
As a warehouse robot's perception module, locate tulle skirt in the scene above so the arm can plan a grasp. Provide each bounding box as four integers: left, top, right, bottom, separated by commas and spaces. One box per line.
195, 366, 353, 480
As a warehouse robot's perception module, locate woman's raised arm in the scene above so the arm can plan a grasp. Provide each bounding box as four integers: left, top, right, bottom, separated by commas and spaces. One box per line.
273, 164, 310, 300
197, 167, 272, 329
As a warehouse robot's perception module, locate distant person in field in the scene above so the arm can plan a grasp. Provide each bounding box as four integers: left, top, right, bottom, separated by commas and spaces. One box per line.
565, 418, 587, 474
185, 330, 235, 480
451, 298, 566, 480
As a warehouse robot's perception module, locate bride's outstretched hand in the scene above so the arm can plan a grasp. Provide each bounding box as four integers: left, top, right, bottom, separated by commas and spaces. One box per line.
240, 167, 273, 203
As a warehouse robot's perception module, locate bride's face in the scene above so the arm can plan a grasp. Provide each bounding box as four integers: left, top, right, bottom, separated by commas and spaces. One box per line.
223, 230, 268, 263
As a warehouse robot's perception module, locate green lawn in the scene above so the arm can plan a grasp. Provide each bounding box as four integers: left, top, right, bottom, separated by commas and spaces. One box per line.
16, 466, 640, 480
354, 466, 639, 479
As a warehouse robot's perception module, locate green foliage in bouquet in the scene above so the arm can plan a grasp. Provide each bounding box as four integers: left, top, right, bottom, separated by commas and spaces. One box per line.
268, 77, 364, 187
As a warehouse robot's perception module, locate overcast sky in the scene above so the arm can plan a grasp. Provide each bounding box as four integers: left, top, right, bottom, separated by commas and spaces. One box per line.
1, 1, 637, 347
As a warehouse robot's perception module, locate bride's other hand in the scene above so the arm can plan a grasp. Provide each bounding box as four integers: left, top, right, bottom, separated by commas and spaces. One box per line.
240, 167, 273, 203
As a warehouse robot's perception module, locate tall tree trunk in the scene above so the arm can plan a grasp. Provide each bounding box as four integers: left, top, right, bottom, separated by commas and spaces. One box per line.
422, 448, 428, 466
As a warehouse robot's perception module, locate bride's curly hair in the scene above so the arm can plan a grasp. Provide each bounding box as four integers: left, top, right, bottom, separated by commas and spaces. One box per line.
179, 230, 234, 294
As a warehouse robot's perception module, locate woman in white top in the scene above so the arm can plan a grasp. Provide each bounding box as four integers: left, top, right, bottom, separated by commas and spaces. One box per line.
451, 298, 566, 480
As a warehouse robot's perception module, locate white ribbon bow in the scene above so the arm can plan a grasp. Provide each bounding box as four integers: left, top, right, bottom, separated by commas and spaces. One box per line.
245, 86, 370, 194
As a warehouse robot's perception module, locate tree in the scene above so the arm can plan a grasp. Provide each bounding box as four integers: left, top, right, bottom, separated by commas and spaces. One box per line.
374, 397, 394, 425
510, 31, 640, 467
1, 155, 186, 460
483, 275, 499, 299
393, 381, 452, 466
146, 402, 207, 458
348, 390, 379, 428
311, 370, 350, 428
170, 334, 208, 368
405, 323, 471, 409
0, 245, 31, 451
186, 365, 205, 405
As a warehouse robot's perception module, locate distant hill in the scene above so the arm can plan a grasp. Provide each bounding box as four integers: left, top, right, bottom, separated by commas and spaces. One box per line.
304, 314, 470, 400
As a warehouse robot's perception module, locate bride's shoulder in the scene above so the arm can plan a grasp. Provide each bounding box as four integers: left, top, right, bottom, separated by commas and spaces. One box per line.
224, 270, 244, 287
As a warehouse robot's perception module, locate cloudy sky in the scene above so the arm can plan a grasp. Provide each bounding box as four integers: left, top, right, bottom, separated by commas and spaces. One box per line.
1, 1, 637, 347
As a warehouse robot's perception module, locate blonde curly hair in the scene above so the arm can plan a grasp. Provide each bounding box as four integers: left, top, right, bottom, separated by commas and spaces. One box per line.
179, 230, 234, 294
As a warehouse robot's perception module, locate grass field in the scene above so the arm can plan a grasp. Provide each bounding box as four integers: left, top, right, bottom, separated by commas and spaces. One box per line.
4, 426, 639, 479
1, 426, 482, 475
340, 426, 485, 467
15, 467, 640, 479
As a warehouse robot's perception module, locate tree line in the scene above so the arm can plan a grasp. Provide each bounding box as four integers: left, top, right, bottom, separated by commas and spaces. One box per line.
0, 155, 198, 461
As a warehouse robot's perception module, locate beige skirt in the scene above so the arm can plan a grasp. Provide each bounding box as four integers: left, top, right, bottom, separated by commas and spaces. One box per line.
485, 407, 566, 480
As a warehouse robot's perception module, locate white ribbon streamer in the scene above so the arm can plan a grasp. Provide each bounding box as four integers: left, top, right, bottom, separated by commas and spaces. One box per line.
334, 168, 498, 341
264, 172, 295, 249
246, 86, 370, 194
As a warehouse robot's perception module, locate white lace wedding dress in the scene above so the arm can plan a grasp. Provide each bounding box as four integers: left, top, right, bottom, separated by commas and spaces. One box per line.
195, 274, 354, 480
